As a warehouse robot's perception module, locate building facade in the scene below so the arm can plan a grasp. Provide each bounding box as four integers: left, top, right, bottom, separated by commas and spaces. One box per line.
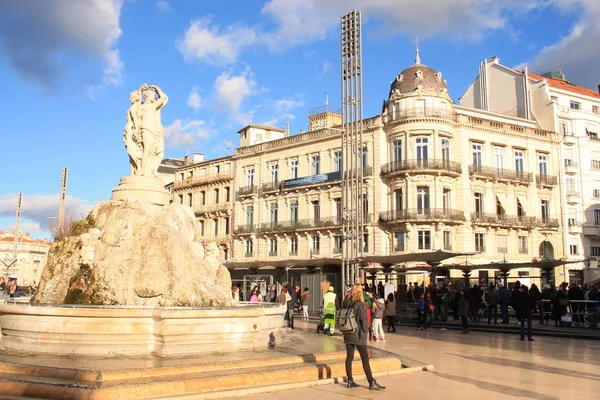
225, 57, 564, 288
0, 230, 50, 285
172, 154, 234, 261
461, 57, 600, 284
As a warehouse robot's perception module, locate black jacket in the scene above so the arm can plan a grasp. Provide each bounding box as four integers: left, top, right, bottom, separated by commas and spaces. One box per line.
515, 291, 534, 318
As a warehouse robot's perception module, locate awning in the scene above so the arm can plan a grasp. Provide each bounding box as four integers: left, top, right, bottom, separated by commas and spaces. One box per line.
516, 194, 529, 214
362, 250, 476, 266
495, 192, 508, 211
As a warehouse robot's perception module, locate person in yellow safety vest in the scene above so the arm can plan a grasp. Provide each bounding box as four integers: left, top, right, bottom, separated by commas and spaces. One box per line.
323, 286, 337, 335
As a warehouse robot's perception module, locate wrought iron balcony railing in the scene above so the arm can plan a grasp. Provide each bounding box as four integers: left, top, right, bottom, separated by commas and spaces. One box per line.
468, 165, 532, 184
174, 172, 233, 189
536, 174, 558, 186
471, 213, 536, 228
536, 218, 560, 229
381, 159, 461, 176
386, 107, 456, 122
237, 185, 258, 197
379, 208, 465, 223
234, 224, 257, 234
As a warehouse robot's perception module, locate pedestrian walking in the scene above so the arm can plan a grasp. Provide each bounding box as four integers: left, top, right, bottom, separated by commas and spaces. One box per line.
516, 285, 534, 341
498, 282, 510, 323
416, 293, 426, 330
300, 287, 311, 319
343, 284, 385, 391
371, 294, 385, 341
385, 293, 397, 333
486, 283, 499, 324
458, 289, 469, 334
323, 285, 337, 335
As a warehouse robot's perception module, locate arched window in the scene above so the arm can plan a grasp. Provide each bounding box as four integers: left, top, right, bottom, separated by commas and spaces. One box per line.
539, 241, 554, 260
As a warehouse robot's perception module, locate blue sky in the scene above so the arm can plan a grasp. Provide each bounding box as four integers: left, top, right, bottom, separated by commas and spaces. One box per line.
1, 0, 598, 238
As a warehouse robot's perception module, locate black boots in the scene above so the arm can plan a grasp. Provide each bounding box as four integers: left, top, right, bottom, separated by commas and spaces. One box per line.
369, 380, 385, 390
346, 379, 359, 388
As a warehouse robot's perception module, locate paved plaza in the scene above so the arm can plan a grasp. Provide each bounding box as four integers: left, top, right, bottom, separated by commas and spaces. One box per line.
240, 320, 600, 400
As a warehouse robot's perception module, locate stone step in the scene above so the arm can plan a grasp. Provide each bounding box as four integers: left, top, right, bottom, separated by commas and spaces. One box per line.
0, 351, 406, 399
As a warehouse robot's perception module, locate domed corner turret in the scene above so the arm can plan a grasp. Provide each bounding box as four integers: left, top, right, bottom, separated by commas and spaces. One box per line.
384, 62, 455, 125
388, 64, 450, 101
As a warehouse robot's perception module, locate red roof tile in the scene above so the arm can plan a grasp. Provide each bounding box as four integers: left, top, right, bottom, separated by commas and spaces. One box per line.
527, 72, 600, 99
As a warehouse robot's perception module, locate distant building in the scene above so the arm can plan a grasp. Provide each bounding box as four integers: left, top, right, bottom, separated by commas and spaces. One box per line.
461, 57, 600, 284
0, 231, 51, 285
173, 155, 234, 261
157, 156, 194, 187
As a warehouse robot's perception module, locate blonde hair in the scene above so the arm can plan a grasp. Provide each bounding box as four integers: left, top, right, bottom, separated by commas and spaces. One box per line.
348, 283, 364, 302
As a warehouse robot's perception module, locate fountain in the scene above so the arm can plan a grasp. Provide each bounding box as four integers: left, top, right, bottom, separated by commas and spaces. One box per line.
0, 84, 407, 398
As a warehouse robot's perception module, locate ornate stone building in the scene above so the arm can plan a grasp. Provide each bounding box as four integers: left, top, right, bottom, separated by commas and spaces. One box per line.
225, 56, 563, 287
172, 154, 234, 261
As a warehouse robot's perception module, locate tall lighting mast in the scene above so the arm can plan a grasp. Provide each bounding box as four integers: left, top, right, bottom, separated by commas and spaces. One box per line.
341, 10, 364, 289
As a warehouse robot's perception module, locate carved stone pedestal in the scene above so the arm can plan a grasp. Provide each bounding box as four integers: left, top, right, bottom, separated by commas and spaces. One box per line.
111, 175, 170, 206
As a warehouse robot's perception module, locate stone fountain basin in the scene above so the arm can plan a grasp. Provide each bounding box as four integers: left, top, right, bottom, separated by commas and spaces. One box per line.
0, 303, 286, 357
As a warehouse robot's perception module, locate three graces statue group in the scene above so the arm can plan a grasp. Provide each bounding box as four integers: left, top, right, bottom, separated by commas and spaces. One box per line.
124, 84, 169, 177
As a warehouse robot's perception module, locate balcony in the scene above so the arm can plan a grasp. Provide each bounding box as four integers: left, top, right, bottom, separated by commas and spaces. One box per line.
563, 134, 577, 146
566, 191, 580, 205
234, 224, 258, 234
333, 247, 342, 254
471, 213, 536, 229
536, 218, 560, 230
381, 159, 461, 178
583, 225, 600, 238
174, 172, 233, 189
289, 250, 298, 256
258, 217, 343, 233
198, 234, 230, 244
261, 181, 281, 193
475, 246, 486, 253
385, 107, 456, 124
193, 203, 232, 215
268, 251, 278, 257
237, 185, 258, 198
568, 221, 583, 234
311, 249, 320, 256
536, 175, 558, 187
380, 208, 465, 225
564, 160, 578, 175
468, 165, 532, 185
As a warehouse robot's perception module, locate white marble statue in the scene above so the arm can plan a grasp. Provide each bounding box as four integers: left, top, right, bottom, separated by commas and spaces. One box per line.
123, 84, 169, 177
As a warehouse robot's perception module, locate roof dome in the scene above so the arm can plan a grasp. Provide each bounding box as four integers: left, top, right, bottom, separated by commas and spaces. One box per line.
389, 64, 447, 98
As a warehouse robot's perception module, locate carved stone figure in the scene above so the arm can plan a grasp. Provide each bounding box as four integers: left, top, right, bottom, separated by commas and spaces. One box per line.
123, 84, 169, 177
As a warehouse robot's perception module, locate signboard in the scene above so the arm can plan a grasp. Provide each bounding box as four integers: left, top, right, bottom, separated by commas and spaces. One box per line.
283, 171, 342, 189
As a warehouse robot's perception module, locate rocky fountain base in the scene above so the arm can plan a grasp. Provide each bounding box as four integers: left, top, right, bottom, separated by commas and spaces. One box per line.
0, 193, 285, 357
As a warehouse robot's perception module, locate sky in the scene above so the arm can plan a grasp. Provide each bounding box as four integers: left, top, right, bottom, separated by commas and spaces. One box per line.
1, 0, 599, 239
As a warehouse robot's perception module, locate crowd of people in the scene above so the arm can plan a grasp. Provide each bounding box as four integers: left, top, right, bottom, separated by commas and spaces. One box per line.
406, 280, 600, 339
0, 277, 36, 298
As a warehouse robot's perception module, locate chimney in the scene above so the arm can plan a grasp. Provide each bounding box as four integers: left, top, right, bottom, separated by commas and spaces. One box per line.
285, 123, 290, 137
193, 153, 204, 163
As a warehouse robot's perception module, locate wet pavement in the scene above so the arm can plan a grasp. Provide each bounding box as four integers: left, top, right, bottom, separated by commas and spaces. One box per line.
239, 319, 600, 400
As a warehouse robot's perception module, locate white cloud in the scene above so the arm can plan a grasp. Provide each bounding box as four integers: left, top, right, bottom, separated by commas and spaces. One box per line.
156, 1, 172, 12
214, 68, 257, 114
524, 0, 600, 89
318, 61, 331, 80
187, 86, 203, 110
0, 193, 93, 233
164, 119, 212, 148
275, 98, 304, 113
176, 17, 258, 65
0, 0, 124, 90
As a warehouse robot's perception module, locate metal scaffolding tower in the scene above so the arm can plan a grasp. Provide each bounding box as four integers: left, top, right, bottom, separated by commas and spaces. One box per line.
57, 167, 68, 230
341, 10, 364, 289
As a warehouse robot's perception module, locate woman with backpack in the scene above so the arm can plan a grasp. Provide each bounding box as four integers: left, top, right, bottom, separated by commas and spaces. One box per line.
341, 284, 385, 391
